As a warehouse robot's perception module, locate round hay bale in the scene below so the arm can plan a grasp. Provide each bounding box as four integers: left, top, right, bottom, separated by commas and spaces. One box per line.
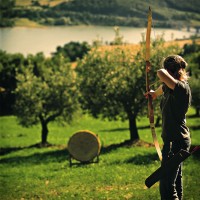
68, 130, 101, 162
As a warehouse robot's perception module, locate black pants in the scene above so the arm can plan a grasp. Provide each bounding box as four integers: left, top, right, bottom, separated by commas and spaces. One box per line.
159, 138, 191, 200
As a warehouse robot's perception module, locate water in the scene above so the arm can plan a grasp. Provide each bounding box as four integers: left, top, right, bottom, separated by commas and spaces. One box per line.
0, 26, 197, 57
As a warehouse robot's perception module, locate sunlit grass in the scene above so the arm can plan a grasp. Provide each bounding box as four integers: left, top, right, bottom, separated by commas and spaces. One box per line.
0, 107, 199, 199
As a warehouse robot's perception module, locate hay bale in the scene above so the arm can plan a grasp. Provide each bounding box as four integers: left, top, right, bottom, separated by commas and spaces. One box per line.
68, 130, 101, 162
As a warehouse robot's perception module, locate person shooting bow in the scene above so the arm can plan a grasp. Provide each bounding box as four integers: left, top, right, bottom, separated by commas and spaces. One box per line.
145, 55, 191, 200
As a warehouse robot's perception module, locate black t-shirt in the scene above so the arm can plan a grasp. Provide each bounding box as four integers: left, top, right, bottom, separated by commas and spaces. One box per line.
160, 81, 191, 141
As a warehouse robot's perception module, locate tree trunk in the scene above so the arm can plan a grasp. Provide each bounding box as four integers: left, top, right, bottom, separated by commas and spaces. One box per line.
195, 108, 200, 117
41, 120, 49, 144
155, 116, 161, 127
128, 114, 139, 141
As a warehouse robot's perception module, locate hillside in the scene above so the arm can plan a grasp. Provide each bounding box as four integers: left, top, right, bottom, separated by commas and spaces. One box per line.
1, 0, 200, 29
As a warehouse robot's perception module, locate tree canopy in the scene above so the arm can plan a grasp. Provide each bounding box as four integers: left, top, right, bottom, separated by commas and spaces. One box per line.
182, 41, 200, 116
15, 53, 79, 145
52, 41, 91, 62
76, 38, 181, 141
1, 38, 199, 145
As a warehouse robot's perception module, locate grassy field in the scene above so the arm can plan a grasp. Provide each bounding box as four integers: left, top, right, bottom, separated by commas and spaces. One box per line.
0, 108, 199, 199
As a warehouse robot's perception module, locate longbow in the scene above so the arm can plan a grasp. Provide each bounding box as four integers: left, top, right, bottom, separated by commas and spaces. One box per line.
145, 7, 162, 161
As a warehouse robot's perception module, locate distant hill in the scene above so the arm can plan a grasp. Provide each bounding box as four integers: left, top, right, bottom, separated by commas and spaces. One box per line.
1, 0, 200, 29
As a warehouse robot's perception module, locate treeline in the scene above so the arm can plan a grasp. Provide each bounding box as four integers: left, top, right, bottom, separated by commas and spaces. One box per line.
0, 38, 200, 144
1, 0, 200, 28
0, 41, 90, 115
0, 0, 15, 27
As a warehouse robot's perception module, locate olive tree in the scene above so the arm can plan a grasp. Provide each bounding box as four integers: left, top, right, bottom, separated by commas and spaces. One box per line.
182, 41, 200, 116
76, 39, 181, 141
15, 54, 79, 145
187, 51, 200, 116
0, 51, 25, 115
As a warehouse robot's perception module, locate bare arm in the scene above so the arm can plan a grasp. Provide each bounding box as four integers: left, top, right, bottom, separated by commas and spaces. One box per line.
145, 85, 163, 100
155, 85, 163, 97
157, 69, 177, 90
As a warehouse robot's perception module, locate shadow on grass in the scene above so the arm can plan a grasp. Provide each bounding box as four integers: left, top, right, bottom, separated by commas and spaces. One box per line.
0, 144, 70, 165
100, 125, 153, 133
1, 142, 199, 166
190, 145, 200, 160
108, 152, 159, 166
100, 128, 128, 132
124, 153, 158, 165
0, 143, 65, 155
0, 146, 25, 156
100, 140, 161, 165
187, 114, 200, 118
192, 151, 200, 160
0, 140, 154, 166
189, 125, 200, 130
100, 139, 154, 154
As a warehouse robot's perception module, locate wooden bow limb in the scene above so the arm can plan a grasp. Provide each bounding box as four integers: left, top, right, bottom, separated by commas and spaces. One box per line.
145, 6, 162, 161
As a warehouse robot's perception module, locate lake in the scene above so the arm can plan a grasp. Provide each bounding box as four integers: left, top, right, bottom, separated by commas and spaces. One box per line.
0, 26, 197, 57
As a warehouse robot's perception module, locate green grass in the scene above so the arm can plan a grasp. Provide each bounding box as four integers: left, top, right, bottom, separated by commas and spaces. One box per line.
0, 108, 199, 199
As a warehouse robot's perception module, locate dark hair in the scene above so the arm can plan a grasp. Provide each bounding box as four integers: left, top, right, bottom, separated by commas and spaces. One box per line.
163, 55, 189, 80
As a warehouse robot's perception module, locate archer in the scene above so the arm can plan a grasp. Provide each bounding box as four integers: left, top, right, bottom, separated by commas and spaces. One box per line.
145, 55, 191, 200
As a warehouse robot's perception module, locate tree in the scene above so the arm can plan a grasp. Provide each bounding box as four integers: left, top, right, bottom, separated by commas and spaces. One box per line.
182, 40, 200, 116
76, 39, 181, 141
15, 54, 79, 145
0, 50, 25, 115
0, 0, 15, 27
52, 41, 91, 62
189, 78, 200, 116
187, 51, 200, 116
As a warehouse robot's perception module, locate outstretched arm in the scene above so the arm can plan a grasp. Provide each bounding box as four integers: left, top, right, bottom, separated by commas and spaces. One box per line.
145, 85, 163, 100
154, 85, 163, 97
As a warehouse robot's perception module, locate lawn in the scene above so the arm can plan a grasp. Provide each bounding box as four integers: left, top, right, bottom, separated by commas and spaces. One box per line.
0, 108, 199, 199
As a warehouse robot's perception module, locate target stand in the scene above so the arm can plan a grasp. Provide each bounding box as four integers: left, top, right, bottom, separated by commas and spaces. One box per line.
67, 130, 101, 166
